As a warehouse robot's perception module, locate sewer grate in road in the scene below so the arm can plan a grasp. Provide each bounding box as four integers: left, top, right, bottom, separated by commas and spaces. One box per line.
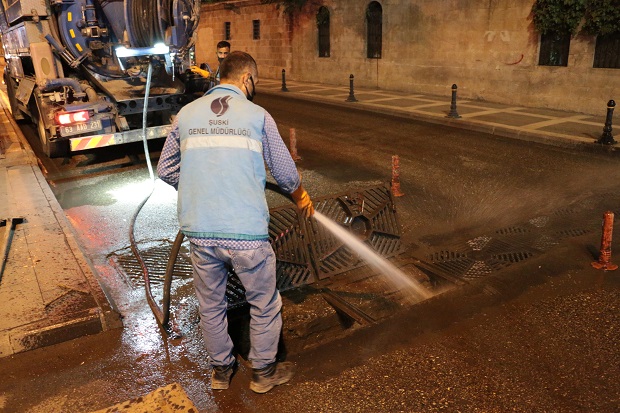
556, 228, 592, 238
111, 241, 193, 287
419, 208, 594, 282
110, 241, 250, 309
496, 226, 531, 236
110, 185, 402, 309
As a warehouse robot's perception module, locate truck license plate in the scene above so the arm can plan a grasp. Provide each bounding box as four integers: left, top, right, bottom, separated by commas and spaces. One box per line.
60, 120, 103, 137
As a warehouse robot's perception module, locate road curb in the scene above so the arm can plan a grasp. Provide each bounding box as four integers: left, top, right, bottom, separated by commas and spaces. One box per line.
0, 92, 122, 358
261, 87, 616, 153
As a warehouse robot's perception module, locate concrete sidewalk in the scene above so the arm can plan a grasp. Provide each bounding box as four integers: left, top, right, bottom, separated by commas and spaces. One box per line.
259, 77, 615, 151
0, 74, 614, 359
0, 91, 121, 358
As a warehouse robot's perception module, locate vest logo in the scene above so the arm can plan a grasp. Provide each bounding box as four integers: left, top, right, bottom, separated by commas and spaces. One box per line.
211, 96, 232, 117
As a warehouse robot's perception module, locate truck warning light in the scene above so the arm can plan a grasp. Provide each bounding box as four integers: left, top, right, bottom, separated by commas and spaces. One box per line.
56, 110, 90, 125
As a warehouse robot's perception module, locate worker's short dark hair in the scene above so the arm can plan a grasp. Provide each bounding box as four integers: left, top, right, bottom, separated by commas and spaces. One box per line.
220, 51, 257, 80
217, 41, 231, 49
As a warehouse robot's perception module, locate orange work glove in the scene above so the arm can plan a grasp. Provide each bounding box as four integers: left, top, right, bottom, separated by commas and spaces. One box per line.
290, 185, 314, 218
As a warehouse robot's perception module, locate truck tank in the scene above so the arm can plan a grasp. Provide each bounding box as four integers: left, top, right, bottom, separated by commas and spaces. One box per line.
0, 0, 205, 157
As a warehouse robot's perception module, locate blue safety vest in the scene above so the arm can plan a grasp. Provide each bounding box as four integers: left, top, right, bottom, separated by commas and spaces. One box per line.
176, 85, 269, 240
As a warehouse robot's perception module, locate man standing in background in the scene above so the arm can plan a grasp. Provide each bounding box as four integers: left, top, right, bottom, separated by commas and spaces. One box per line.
193, 41, 231, 90
214, 40, 231, 84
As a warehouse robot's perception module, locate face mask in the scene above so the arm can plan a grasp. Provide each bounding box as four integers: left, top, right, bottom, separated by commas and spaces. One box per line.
218, 57, 224, 63
245, 76, 256, 101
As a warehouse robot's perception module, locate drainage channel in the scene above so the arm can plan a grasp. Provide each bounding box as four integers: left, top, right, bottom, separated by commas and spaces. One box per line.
415, 201, 608, 284
109, 185, 412, 344
108, 190, 613, 350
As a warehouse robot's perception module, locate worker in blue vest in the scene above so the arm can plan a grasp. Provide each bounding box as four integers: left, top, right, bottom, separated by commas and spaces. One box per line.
157, 51, 314, 394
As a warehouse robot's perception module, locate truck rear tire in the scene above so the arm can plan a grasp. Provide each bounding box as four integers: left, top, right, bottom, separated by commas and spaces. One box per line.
36, 111, 69, 158
4, 70, 25, 120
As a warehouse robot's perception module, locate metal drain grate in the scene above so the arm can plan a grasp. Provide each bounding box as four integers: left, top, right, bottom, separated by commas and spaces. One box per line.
112, 241, 193, 286
419, 204, 595, 282
529, 234, 560, 251
110, 241, 250, 309
428, 250, 475, 277
270, 184, 401, 284
554, 208, 578, 216
487, 251, 534, 271
481, 238, 523, 256
556, 228, 592, 238
111, 185, 402, 308
496, 226, 531, 236
426, 246, 535, 279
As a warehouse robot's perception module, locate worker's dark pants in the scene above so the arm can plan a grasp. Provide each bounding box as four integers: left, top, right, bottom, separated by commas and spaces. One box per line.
190, 241, 282, 369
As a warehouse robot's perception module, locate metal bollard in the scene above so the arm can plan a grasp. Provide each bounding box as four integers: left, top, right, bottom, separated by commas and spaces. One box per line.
289, 128, 301, 161
591, 211, 618, 271
597, 100, 616, 145
446, 84, 461, 119
281, 69, 289, 92
346, 74, 358, 102
391, 155, 405, 197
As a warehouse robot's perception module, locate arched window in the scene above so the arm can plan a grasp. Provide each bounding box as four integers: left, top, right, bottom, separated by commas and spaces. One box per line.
366, 1, 382, 59
317, 6, 330, 58
593, 33, 620, 68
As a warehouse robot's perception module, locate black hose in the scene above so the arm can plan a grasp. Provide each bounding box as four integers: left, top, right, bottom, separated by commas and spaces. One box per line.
128, 60, 174, 335
162, 230, 185, 327
129, 0, 163, 47
128, 183, 162, 323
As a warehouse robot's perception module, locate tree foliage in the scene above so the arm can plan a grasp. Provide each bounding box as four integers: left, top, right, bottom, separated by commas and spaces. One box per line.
532, 0, 620, 35
582, 0, 620, 35
532, 0, 587, 35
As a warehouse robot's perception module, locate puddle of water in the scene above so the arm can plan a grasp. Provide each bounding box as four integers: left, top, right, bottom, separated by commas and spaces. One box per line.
313, 211, 432, 301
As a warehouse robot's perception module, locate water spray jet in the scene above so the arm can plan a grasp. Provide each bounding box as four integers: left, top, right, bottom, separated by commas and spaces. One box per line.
313, 211, 432, 301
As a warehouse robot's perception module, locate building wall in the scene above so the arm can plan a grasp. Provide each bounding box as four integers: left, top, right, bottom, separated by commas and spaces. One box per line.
196, 0, 292, 80
197, 0, 618, 116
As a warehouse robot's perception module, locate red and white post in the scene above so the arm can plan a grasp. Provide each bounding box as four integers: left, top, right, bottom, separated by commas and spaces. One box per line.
391, 155, 405, 197
592, 211, 618, 271
289, 128, 301, 162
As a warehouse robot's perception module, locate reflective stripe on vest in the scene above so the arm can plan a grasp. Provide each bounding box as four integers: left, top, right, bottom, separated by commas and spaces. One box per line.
181, 135, 263, 153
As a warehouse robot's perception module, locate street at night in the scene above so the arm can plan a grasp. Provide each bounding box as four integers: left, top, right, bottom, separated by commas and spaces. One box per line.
1, 83, 619, 412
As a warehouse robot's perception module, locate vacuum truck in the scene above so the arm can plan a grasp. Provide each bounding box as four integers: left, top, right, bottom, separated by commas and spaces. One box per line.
0, 0, 204, 157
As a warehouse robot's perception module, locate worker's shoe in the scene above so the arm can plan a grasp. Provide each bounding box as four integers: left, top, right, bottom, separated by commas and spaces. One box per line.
250, 361, 295, 394
211, 361, 237, 390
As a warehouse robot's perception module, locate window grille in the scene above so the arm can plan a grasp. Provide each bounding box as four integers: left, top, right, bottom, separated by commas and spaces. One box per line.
366, 2, 382, 59
538, 32, 570, 66
225, 22, 231, 41
317, 7, 330, 57
253, 20, 260, 40
594, 33, 620, 69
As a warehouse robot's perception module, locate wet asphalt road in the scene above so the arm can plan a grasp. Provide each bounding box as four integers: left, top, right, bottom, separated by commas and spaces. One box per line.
1, 93, 619, 412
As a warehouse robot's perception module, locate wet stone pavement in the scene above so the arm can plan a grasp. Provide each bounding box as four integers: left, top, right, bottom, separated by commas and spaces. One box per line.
3, 87, 620, 411
39, 180, 620, 413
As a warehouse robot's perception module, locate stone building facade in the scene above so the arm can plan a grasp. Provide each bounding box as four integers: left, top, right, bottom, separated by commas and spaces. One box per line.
196, 0, 618, 116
